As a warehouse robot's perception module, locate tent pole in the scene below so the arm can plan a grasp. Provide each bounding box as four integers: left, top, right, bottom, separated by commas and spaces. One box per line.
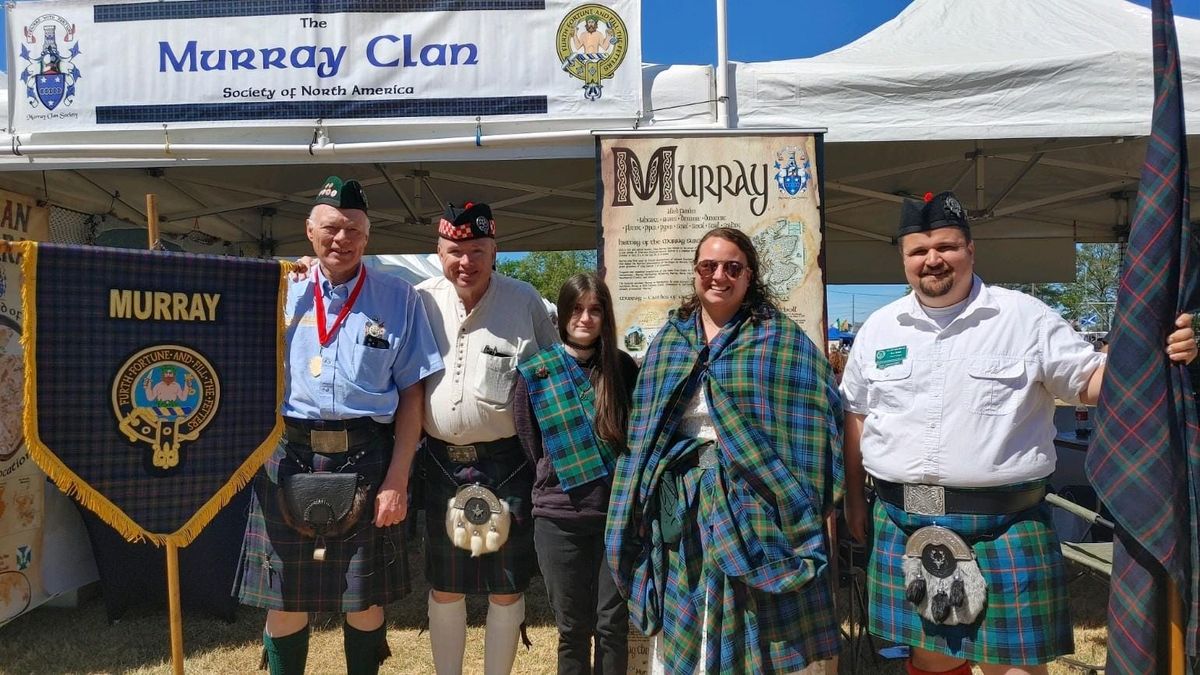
715, 0, 731, 128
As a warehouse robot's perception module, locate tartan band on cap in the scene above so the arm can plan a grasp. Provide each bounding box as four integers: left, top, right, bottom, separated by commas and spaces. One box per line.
897, 190, 969, 238
439, 202, 496, 240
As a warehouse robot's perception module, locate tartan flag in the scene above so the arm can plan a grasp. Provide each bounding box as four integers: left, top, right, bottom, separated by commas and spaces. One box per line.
17, 243, 287, 547
1085, 0, 1200, 671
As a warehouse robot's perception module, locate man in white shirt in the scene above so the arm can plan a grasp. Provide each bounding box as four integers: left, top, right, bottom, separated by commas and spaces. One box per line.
416, 203, 558, 675
840, 191, 1196, 675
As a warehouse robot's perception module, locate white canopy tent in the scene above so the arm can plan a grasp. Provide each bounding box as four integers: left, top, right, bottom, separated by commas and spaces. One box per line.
0, 0, 1197, 283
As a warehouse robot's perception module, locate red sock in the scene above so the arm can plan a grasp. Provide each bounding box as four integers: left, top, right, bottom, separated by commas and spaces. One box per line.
905, 658, 972, 675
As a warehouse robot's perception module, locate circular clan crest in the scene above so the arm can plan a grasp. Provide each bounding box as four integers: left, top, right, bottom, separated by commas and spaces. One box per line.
111, 345, 220, 470
556, 4, 629, 101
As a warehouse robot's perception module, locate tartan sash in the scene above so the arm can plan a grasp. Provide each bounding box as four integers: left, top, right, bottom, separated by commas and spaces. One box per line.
606, 311, 843, 673
517, 345, 616, 491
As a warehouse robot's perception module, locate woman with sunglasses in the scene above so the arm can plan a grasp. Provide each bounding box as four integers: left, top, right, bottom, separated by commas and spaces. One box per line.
514, 273, 638, 675
606, 227, 843, 674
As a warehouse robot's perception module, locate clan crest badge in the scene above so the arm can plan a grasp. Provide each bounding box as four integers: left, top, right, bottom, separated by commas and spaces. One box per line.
112, 345, 220, 471
557, 4, 629, 101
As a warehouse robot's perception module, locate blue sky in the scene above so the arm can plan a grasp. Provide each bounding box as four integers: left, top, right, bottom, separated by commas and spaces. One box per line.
0, 0, 1195, 321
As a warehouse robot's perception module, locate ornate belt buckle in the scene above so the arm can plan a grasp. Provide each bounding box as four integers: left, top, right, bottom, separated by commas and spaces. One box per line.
446, 444, 478, 464
903, 484, 946, 516
310, 430, 348, 454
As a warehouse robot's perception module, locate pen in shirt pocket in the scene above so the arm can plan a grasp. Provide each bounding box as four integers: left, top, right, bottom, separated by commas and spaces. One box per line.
483, 345, 513, 357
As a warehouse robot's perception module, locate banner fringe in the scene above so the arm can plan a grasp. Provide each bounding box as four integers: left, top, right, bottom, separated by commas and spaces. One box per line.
20, 247, 290, 549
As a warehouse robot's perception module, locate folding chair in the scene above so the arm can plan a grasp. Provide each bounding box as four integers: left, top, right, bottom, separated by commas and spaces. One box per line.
1045, 491, 1114, 675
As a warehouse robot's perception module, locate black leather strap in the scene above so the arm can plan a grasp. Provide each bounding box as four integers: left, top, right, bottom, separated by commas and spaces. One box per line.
426, 436, 521, 463
875, 479, 1045, 516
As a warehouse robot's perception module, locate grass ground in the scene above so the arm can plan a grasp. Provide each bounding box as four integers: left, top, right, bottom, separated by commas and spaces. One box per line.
0, 541, 1113, 675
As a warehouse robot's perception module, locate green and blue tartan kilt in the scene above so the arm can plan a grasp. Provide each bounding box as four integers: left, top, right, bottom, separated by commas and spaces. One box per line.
234, 427, 410, 613
867, 497, 1073, 665
422, 439, 535, 594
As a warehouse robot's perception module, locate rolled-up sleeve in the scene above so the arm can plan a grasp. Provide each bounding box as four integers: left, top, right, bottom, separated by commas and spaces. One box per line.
1039, 309, 1105, 405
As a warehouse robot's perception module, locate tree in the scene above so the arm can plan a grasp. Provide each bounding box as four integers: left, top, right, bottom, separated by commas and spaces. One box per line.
496, 250, 597, 301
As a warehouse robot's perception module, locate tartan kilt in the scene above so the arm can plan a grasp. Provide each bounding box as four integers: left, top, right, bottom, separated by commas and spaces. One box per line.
422, 439, 534, 594
234, 426, 410, 613
867, 497, 1073, 665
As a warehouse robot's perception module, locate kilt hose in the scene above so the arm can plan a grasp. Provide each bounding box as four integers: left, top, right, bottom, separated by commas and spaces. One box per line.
234, 423, 410, 613
867, 498, 1073, 665
422, 438, 535, 595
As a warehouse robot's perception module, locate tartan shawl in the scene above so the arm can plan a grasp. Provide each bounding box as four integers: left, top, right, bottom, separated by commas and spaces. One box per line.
516, 344, 616, 491
605, 310, 844, 673
1086, 0, 1200, 669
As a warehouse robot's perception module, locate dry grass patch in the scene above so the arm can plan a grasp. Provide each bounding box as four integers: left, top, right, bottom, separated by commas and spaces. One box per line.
0, 548, 1111, 674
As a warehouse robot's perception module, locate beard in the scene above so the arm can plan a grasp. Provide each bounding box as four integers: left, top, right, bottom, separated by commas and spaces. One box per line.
918, 271, 955, 298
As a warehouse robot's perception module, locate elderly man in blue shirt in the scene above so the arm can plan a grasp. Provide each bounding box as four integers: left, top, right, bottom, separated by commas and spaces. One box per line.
234, 177, 444, 675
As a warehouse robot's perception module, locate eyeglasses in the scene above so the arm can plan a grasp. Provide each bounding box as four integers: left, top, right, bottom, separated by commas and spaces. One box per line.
694, 259, 747, 279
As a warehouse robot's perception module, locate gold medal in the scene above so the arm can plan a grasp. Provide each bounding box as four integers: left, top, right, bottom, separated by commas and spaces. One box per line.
309, 356, 322, 378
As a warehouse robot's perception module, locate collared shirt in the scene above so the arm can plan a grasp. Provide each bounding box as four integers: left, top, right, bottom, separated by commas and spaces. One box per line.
417, 273, 558, 443
840, 277, 1105, 487
283, 266, 444, 422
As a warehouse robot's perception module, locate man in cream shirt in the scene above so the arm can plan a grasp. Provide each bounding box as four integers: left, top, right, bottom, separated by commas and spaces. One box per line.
417, 202, 558, 675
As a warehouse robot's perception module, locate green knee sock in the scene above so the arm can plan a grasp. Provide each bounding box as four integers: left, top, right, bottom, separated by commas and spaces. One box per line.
261, 625, 309, 675
343, 622, 390, 675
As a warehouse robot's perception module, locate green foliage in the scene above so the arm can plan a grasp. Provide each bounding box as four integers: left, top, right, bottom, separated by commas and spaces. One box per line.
496, 250, 598, 302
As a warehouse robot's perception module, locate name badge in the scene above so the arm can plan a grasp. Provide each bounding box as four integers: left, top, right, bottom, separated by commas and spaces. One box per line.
875, 346, 908, 368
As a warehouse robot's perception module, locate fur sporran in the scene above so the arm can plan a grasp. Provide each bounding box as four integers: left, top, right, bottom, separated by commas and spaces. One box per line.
444, 484, 511, 557
902, 526, 987, 625
278, 472, 371, 540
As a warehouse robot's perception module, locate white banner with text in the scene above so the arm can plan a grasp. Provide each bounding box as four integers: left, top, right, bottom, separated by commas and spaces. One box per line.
6, 0, 642, 133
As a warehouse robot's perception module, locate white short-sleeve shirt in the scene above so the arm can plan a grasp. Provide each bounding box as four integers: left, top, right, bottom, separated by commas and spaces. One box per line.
840, 277, 1105, 487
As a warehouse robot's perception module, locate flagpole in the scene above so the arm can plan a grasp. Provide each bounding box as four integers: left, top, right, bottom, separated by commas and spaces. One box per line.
146, 191, 185, 675
1169, 577, 1184, 674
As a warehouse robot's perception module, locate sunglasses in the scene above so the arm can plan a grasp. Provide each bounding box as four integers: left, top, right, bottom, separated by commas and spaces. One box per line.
694, 259, 747, 279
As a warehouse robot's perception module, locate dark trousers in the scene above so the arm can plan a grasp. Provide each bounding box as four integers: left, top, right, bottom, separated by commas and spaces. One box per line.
534, 517, 628, 675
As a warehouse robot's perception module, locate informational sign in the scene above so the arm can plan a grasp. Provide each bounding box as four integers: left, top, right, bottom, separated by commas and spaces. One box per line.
0, 190, 49, 626
6, 0, 642, 133
598, 133, 827, 355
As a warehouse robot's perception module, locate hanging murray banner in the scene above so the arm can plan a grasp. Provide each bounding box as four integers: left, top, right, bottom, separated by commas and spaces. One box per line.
13, 242, 287, 546
5, 0, 642, 134
598, 132, 827, 354
0, 192, 49, 626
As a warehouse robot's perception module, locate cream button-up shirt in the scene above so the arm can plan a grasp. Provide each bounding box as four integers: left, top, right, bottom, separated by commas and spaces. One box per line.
417, 273, 558, 444
840, 278, 1105, 488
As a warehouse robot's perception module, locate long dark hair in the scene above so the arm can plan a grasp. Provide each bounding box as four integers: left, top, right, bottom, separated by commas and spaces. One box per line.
556, 274, 631, 449
676, 227, 777, 323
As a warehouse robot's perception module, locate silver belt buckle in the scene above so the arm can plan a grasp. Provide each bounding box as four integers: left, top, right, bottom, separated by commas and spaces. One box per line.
446, 444, 478, 464
698, 443, 718, 469
903, 484, 946, 516
309, 429, 349, 454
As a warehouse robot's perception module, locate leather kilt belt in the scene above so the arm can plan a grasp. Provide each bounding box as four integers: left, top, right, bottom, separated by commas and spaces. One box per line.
426, 435, 522, 465
283, 416, 389, 454
875, 479, 1046, 516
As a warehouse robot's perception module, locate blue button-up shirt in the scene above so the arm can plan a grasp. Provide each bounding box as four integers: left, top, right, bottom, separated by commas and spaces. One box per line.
283, 266, 444, 422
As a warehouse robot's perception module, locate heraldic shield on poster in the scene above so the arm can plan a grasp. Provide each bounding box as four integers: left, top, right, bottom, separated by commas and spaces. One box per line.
14, 242, 288, 546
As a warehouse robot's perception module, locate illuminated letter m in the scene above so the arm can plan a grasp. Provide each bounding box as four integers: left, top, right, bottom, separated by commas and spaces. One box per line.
610, 145, 678, 207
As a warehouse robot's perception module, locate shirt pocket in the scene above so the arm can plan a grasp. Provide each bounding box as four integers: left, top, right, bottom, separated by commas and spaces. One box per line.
865, 360, 914, 414
966, 357, 1027, 415
473, 352, 517, 405
351, 341, 395, 391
